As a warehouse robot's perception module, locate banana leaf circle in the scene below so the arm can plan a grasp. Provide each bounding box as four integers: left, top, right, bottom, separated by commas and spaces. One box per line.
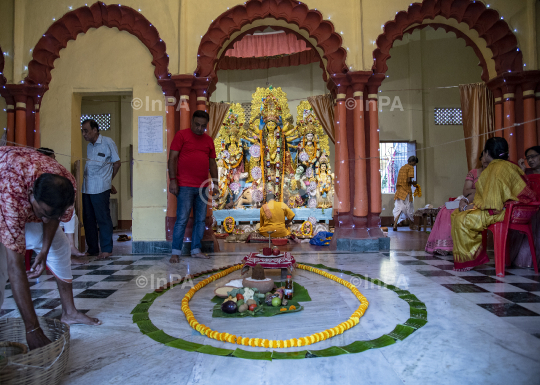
131, 263, 428, 360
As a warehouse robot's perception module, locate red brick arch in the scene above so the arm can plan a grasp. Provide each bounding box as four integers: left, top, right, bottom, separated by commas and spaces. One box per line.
25, 1, 170, 88
195, 0, 348, 80
373, 0, 522, 79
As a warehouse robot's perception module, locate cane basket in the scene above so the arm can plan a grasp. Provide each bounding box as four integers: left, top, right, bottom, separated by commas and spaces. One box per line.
0, 317, 70, 384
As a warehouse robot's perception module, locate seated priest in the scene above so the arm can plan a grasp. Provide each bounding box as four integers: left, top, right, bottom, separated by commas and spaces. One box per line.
258, 192, 295, 238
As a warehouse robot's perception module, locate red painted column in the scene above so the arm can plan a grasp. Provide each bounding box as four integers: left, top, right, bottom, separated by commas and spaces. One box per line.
14, 94, 27, 147
350, 73, 370, 218
503, 87, 517, 163
536, 88, 540, 144
159, 79, 181, 241
34, 105, 41, 148
523, 84, 537, 150
367, 75, 385, 225
333, 89, 350, 216
172, 75, 195, 131
493, 88, 503, 138
5, 95, 15, 145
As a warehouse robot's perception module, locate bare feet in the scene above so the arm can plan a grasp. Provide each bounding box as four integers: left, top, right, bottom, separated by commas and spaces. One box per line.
61, 311, 101, 326
71, 256, 94, 265
190, 252, 211, 259
96, 252, 113, 260
26, 328, 52, 350
71, 246, 86, 258
170, 255, 180, 263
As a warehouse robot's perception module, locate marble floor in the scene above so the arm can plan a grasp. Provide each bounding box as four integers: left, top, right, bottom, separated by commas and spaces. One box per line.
2, 245, 540, 384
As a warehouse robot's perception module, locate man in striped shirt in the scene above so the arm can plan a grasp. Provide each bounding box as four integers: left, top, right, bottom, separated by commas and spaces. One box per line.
81, 119, 121, 259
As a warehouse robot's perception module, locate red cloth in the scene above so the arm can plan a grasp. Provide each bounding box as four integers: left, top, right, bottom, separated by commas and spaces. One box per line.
218, 49, 319, 71
225, 32, 310, 58
0, 147, 76, 254
170, 129, 216, 188
242, 252, 296, 269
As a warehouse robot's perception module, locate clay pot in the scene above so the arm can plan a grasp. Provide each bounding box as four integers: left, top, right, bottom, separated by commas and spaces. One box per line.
242, 277, 274, 293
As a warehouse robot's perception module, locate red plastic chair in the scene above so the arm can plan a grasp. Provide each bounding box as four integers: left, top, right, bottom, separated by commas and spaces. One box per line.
481, 201, 540, 277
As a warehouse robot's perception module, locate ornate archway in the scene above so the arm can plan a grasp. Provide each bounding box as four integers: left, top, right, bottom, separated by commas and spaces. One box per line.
373, 0, 522, 78
401, 23, 490, 82
195, 0, 348, 80
25, 1, 170, 88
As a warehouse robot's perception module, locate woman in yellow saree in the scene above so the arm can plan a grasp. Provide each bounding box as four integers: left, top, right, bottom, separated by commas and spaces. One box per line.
451, 138, 537, 271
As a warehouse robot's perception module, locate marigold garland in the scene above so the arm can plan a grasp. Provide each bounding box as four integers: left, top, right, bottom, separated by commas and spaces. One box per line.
180, 263, 369, 348
413, 184, 422, 198
223, 216, 235, 233
300, 221, 313, 237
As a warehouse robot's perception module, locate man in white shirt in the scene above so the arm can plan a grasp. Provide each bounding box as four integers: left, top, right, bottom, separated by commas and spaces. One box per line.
81, 119, 121, 259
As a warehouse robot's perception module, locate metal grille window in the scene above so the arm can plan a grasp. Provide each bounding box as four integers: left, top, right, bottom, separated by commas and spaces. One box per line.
434, 108, 462, 125
80, 114, 111, 131
380, 141, 416, 194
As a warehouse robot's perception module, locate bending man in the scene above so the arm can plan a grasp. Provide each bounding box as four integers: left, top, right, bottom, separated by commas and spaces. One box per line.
0, 147, 101, 350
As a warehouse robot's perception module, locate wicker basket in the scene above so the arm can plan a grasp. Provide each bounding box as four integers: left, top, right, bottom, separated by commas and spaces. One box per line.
0, 318, 70, 385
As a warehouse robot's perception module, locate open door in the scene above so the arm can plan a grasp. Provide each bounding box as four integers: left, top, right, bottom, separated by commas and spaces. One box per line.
72, 160, 85, 253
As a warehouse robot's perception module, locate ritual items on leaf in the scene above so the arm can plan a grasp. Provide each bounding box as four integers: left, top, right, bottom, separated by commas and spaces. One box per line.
242, 264, 274, 293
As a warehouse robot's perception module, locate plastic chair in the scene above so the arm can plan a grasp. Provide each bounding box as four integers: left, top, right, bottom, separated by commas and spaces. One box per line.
481, 201, 540, 277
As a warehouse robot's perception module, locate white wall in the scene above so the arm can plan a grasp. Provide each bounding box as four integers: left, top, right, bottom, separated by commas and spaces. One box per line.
379, 27, 483, 216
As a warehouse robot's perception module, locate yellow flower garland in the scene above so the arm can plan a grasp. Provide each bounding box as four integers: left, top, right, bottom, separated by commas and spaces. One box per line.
413, 184, 422, 198
223, 216, 235, 233
300, 221, 313, 237
180, 263, 369, 348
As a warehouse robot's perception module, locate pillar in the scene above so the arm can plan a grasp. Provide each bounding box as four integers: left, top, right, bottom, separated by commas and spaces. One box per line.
367, 75, 385, 226
493, 88, 503, 138
350, 73, 370, 219
34, 103, 41, 148
523, 85, 537, 150
5, 96, 15, 145
333, 88, 350, 217
503, 86, 517, 163
537, 89, 540, 144
14, 94, 27, 146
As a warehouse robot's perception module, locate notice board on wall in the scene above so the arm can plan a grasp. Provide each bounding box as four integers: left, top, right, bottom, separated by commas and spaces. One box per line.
138, 116, 163, 153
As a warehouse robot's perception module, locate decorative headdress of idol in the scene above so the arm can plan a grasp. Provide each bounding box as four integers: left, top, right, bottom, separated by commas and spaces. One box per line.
249, 86, 292, 131
296, 100, 330, 157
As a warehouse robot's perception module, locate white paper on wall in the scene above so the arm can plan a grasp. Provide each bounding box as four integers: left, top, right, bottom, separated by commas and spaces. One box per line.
138, 116, 163, 153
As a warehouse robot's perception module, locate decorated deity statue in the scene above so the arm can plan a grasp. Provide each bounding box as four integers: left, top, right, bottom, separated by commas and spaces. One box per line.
317, 174, 334, 209
213, 104, 249, 208
242, 86, 298, 203
285, 164, 308, 208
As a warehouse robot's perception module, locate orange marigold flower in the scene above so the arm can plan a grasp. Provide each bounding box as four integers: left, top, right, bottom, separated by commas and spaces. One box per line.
280, 308, 287, 312
289, 305, 296, 310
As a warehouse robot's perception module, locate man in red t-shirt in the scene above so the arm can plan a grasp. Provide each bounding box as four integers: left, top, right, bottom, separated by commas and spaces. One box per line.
168, 110, 219, 262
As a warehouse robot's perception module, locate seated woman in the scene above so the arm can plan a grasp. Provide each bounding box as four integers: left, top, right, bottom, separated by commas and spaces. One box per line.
258, 192, 295, 238
451, 137, 536, 271
426, 153, 488, 255
509, 146, 540, 268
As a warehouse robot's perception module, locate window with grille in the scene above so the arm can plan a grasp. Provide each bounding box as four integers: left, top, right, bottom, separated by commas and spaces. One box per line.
380, 141, 416, 194
434, 108, 462, 125
80, 114, 111, 131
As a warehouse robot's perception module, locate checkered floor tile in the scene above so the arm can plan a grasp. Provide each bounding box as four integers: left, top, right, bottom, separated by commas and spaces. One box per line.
0, 254, 159, 320
398, 252, 540, 336
2, 250, 539, 338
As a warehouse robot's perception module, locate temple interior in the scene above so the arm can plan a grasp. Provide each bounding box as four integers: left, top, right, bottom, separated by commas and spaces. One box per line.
1, 0, 540, 384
